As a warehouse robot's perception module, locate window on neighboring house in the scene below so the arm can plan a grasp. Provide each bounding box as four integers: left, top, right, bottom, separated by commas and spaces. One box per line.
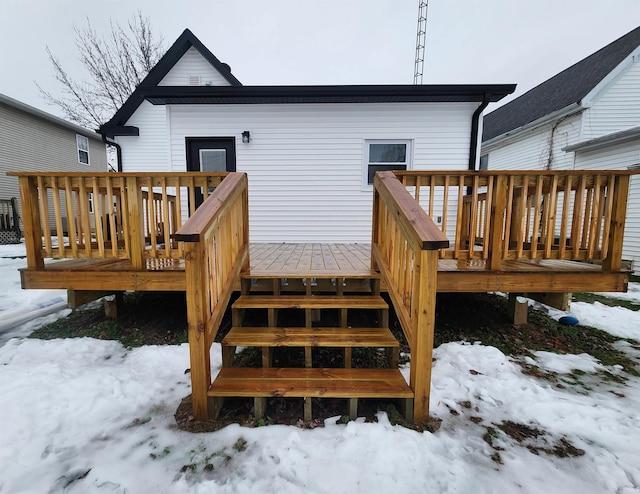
77, 134, 89, 164
364, 140, 411, 186
479, 154, 489, 170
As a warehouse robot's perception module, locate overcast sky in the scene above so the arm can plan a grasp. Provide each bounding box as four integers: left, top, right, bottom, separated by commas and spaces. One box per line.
1, 0, 639, 123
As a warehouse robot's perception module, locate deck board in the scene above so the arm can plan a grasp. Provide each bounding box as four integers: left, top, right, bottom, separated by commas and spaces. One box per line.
19, 243, 629, 293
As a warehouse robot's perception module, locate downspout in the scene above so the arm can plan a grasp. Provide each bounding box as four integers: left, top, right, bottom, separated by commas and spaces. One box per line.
102, 135, 123, 172
468, 92, 492, 171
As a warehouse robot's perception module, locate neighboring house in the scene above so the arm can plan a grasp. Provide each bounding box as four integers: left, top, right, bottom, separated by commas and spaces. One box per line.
100, 29, 515, 243
481, 25, 640, 272
0, 93, 109, 233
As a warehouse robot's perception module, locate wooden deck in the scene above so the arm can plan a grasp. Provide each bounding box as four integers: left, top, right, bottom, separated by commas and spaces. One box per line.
9, 170, 637, 423
20, 242, 628, 294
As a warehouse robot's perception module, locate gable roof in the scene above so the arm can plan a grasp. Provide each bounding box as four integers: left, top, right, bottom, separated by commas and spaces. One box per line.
482, 25, 640, 142
100, 28, 241, 132
100, 28, 516, 138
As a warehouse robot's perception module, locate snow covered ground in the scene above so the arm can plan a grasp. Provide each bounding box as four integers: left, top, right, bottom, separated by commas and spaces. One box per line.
1, 243, 639, 493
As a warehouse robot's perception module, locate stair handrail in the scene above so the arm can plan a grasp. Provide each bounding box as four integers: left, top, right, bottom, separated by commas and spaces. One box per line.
175, 172, 250, 419
371, 170, 449, 422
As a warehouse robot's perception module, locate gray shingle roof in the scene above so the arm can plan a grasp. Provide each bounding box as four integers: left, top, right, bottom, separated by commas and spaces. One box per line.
482, 25, 640, 142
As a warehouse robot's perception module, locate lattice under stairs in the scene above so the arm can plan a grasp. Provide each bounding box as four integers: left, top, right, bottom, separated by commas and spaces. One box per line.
208, 275, 414, 422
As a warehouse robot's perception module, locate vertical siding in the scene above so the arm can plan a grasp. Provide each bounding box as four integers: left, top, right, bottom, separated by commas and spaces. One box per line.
158, 47, 232, 87
0, 102, 108, 224
582, 58, 640, 140
167, 102, 475, 242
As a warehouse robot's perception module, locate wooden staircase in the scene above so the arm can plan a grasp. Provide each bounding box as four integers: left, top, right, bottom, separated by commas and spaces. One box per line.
208, 275, 414, 422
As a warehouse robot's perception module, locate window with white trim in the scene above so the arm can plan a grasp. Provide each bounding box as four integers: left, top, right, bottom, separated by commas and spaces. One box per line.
364, 140, 411, 186
76, 134, 89, 164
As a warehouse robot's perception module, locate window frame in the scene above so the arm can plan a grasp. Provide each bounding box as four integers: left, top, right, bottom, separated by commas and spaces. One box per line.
362, 139, 412, 188
76, 134, 90, 165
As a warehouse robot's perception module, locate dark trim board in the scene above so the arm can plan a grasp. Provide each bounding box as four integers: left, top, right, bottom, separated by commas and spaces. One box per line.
143, 84, 516, 106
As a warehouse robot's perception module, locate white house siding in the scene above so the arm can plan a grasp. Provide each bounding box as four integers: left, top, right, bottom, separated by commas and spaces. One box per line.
118, 101, 170, 172
581, 57, 640, 140
574, 140, 640, 273
158, 47, 232, 87
167, 102, 476, 243
483, 114, 581, 171
0, 101, 107, 225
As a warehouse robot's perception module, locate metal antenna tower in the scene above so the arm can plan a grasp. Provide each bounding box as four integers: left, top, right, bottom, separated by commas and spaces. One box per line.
413, 0, 429, 85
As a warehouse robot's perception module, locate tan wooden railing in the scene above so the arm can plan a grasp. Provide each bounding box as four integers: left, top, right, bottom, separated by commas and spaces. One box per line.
7, 172, 227, 270
371, 171, 449, 422
175, 172, 250, 419
395, 170, 635, 272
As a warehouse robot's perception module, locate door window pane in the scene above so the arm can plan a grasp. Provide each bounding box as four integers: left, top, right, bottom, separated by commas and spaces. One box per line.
200, 149, 226, 172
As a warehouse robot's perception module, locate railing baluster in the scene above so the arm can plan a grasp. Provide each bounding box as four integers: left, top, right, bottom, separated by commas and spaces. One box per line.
600, 175, 616, 259
78, 179, 92, 257
516, 175, 529, 259
92, 177, 105, 258
530, 175, 544, 259
559, 175, 572, 259
441, 175, 450, 237
51, 177, 65, 258
544, 175, 559, 258
571, 175, 587, 259
37, 176, 52, 257
482, 176, 494, 260
503, 175, 515, 256
454, 177, 464, 258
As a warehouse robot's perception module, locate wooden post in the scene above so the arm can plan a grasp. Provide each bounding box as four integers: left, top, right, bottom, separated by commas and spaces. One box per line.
184, 240, 211, 419
370, 187, 381, 271
603, 175, 630, 273
487, 175, 507, 271
409, 249, 438, 422
125, 176, 146, 270
18, 176, 44, 269
507, 293, 528, 326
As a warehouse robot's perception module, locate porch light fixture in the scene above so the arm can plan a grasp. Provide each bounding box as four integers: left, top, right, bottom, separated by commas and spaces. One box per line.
242, 131, 251, 143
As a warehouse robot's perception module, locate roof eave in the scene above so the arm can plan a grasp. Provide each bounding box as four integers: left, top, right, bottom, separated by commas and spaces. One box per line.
563, 125, 640, 153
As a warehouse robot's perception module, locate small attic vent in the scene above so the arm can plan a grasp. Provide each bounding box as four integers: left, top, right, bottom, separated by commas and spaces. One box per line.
188, 75, 201, 86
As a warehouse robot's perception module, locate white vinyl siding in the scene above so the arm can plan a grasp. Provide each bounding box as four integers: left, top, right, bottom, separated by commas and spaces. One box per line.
118, 101, 171, 172
483, 114, 581, 171
581, 58, 640, 140
158, 47, 233, 87
167, 102, 475, 243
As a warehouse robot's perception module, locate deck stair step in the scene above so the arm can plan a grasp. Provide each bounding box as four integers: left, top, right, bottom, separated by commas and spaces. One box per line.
222, 327, 399, 348
208, 367, 413, 421
232, 294, 388, 310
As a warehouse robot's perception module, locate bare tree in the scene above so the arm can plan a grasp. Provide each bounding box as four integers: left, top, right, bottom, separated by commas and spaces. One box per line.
37, 12, 165, 129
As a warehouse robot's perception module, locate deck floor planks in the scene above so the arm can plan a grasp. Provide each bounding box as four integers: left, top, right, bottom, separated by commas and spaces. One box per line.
21, 243, 628, 293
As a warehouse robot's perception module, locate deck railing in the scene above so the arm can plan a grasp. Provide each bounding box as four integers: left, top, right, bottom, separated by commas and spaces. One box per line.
175, 172, 250, 419
7, 172, 228, 269
371, 171, 449, 422
395, 170, 634, 272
